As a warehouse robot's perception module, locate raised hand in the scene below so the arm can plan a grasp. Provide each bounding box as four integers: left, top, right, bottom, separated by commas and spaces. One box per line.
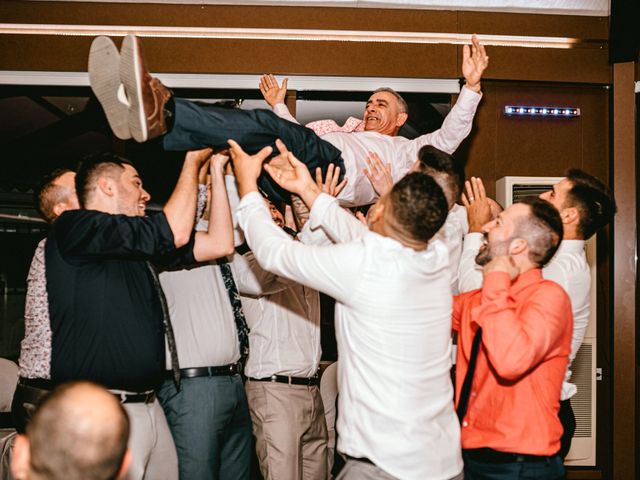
227, 140, 273, 197
210, 153, 230, 176
462, 34, 489, 93
315, 164, 347, 198
263, 140, 316, 196
363, 152, 393, 197
186, 147, 214, 170
461, 176, 493, 233
259, 74, 289, 107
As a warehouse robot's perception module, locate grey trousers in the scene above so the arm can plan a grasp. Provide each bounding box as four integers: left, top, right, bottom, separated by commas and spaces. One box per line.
157, 375, 252, 480
336, 459, 464, 480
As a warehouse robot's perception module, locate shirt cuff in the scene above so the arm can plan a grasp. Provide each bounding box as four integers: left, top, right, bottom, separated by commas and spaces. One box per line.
460, 85, 483, 103
462, 232, 484, 252
237, 190, 265, 211
225, 175, 245, 246
273, 103, 290, 115
308, 193, 338, 230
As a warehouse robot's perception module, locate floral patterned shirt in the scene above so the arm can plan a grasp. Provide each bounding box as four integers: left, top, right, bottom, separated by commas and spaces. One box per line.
18, 239, 51, 379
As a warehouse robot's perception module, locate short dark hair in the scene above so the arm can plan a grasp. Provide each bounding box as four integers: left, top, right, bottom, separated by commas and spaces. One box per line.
33, 168, 74, 223
564, 169, 617, 239
516, 197, 564, 267
416, 145, 464, 207
27, 382, 129, 480
388, 172, 448, 244
75, 152, 134, 208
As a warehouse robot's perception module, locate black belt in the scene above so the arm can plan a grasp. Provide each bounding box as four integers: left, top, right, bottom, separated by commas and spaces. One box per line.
250, 374, 319, 386
19, 377, 53, 390
463, 448, 556, 464
110, 390, 156, 404
169, 362, 243, 379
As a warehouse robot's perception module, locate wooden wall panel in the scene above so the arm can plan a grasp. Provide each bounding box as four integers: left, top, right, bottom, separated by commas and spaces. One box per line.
458, 11, 609, 39
466, 46, 611, 84
0, 1, 611, 84
0, 1, 459, 32
461, 82, 609, 199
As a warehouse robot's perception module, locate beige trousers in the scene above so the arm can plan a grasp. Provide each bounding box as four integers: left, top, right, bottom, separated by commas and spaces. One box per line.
246, 380, 328, 480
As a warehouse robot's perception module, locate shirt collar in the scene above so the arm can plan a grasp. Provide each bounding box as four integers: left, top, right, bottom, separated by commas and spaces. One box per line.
555, 239, 585, 254
510, 268, 543, 296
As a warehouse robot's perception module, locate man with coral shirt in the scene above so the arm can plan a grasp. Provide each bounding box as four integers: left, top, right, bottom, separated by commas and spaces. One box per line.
453, 197, 572, 480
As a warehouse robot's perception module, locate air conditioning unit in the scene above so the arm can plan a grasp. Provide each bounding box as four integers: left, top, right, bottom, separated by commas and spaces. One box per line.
496, 176, 597, 467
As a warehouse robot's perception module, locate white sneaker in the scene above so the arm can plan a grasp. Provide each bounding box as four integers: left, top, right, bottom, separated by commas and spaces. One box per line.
88, 36, 131, 140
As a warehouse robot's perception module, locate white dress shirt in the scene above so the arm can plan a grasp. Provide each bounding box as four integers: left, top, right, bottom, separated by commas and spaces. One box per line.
273, 86, 482, 208
458, 234, 589, 400
159, 224, 240, 369
232, 251, 321, 378
434, 203, 468, 295
237, 192, 462, 480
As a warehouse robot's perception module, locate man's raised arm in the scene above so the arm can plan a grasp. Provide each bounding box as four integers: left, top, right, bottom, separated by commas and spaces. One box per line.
259, 74, 299, 124
413, 35, 488, 155
163, 149, 211, 247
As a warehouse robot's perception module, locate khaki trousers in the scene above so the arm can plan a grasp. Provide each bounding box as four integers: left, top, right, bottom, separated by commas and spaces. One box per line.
246, 380, 327, 480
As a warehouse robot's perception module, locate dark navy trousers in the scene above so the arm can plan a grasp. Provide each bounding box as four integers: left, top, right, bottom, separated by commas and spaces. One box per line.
164, 99, 345, 204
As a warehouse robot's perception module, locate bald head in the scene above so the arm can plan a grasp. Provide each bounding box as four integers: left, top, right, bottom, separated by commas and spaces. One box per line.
12, 382, 130, 480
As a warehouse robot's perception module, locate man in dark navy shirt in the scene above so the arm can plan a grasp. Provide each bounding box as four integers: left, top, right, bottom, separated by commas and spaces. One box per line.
45, 149, 217, 480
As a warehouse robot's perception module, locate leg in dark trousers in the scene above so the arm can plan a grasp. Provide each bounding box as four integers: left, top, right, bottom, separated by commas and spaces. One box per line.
163, 99, 345, 204
558, 398, 576, 459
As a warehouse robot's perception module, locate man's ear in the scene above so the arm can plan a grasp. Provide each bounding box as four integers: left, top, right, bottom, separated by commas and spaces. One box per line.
11, 434, 31, 480
508, 238, 528, 256
52, 202, 66, 219
396, 112, 408, 128
560, 206, 579, 226
116, 448, 132, 479
369, 201, 385, 226
97, 177, 115, 197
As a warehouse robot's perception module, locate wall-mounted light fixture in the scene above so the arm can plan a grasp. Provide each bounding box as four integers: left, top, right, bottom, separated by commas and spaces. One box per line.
504, 106, 581, 117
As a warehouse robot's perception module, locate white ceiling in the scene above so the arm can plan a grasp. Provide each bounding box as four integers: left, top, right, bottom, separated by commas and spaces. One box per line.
46, 1, 610, 16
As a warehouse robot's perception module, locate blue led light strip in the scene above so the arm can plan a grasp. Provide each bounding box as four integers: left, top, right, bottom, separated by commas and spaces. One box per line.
504, 106, 581, 117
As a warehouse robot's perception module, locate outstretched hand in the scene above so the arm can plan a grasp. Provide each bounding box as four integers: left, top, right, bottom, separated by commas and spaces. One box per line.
259, 74, 289, 107
462, 35, 489, 92
227, 140, 273, 197
315, 164, 347, 198
363, 152, 393, 197
264, 139, 323, 208
461, 176, 493, 233
263, 140, 316, 195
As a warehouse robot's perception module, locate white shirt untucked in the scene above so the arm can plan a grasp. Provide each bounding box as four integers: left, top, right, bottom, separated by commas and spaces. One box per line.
237, 192, 462, 480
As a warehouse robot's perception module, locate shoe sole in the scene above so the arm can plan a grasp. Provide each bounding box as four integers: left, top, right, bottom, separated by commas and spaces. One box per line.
120, 35, 148, 143
88, 36, 131, 140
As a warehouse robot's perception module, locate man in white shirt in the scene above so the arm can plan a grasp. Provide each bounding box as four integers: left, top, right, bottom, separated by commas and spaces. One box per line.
88, 34, 488, 208
156, 155, 253, 480
457, 170, 616, 458
227, 139, 463, 480
414, 146, 468, 294
232, 209, 325, 480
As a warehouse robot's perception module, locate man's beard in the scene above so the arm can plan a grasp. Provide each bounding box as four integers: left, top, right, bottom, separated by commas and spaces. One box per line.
475, 233, 512, 266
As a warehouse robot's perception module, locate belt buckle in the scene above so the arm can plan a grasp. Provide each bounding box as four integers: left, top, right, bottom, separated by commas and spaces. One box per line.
270, 375, 278, 383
